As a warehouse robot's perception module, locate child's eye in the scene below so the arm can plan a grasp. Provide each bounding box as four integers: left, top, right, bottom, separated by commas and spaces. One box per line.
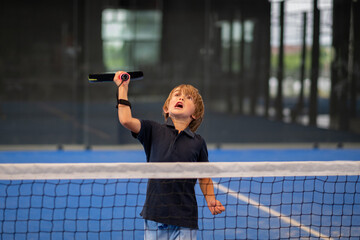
187, 96, 193, 100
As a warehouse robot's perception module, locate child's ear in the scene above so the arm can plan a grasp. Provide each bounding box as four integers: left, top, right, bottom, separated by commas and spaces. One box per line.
191, 114, 197, 120
163, 105, 169, 114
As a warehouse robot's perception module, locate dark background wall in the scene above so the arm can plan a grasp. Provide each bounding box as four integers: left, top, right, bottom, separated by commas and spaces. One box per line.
0, 0, 359, 146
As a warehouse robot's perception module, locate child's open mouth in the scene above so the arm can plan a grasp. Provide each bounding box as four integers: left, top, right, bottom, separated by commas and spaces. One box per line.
175, 102, 183, 108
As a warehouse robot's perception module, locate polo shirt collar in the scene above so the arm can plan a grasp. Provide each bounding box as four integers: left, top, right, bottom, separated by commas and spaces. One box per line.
166, 118, 195, 138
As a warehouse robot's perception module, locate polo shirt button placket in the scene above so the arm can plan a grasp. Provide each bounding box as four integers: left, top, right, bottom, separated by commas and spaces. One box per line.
172, 137, 178, 151
172, 130, 181, 151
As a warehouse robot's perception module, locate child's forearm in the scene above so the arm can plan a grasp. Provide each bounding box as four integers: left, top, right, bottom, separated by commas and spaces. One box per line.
117, 85, 132, 125
117, 83, 129, 100
199, 177, 225, 215
199, 178, 216, 202
114, 73, 141, 133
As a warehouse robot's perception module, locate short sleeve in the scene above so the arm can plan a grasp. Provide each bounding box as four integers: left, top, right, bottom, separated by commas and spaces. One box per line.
198, 138, 209, 162
131, 120, 150, 142
131, 120, 155, 162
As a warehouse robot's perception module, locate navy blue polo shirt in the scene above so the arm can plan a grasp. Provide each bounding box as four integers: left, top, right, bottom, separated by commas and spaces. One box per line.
132, 118, 208, 229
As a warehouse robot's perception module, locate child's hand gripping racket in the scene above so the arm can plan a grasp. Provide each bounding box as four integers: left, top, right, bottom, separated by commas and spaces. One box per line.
113, 71, 131, 87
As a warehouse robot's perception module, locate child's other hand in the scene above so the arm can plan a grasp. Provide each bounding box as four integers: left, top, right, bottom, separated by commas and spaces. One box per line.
208, 199, 225, 215
113, 71, 130, 87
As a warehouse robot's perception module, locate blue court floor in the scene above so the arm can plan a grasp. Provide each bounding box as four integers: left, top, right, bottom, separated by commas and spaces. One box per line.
0, 149, 359, 239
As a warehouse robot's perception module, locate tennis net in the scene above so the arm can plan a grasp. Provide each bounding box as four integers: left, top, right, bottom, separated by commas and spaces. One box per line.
0, 161, 360, 239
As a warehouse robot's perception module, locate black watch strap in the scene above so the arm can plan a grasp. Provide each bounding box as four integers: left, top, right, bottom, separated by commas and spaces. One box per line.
116, 99, 131, 109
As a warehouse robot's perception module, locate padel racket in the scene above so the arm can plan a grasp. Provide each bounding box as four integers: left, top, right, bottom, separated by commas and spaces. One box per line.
88, 71, 143, 83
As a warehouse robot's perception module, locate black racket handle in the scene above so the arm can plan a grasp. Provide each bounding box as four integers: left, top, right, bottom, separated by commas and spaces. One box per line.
88, 71, 143, 83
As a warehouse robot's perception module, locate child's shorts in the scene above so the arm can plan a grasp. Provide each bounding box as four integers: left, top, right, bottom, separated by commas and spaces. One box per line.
144, 219, 197, 240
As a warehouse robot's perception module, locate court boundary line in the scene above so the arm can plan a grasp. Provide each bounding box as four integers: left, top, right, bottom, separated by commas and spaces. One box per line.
214, 182, 333, 240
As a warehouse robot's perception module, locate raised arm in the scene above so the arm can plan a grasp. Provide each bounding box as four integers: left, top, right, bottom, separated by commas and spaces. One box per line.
199, 178, 225, 215
114, 71, 141, 134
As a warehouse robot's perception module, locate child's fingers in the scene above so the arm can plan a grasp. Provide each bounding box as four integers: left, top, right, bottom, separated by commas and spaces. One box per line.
216, 201, 225, 212
212, 208, 223, 215
209, 200, 225, 215
113, 71, 123, 86
210, 207, 217, 215
216, 201, 225, 214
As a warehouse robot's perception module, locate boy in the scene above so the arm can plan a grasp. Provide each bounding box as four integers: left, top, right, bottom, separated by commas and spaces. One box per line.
114, 71, 225, 240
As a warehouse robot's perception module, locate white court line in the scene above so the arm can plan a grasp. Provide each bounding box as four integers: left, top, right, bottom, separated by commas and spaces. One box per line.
214, 182, 333, 240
